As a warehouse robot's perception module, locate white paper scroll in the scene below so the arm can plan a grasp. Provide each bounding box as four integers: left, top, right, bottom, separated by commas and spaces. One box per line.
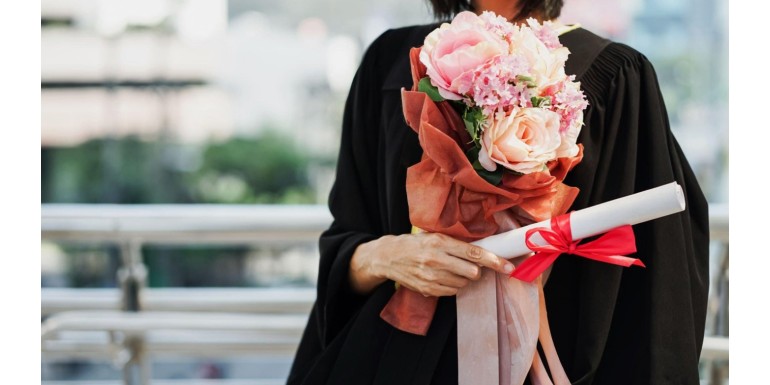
472, 182, 686, 258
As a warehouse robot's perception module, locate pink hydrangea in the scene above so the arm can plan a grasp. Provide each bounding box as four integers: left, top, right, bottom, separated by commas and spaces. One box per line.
526, 18, 563, 50
464, 54, 532, 116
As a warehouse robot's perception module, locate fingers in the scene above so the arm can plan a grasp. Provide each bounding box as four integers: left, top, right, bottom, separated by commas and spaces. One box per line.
427, 270, 471, 288
434, 254, 482, 280
407, 261, 471, 290
399, 280, 461, 297
432, 234, 515, 275
391, 259, 470, 297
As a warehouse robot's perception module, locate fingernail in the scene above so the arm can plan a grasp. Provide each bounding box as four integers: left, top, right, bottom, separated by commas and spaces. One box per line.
503, 263, 514, 274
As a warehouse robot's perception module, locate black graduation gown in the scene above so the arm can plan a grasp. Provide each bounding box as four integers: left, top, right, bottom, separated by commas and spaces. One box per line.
287, 24, 710, 385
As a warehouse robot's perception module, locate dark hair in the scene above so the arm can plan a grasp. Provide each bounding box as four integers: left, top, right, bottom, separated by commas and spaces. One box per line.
428, 0, 564, 21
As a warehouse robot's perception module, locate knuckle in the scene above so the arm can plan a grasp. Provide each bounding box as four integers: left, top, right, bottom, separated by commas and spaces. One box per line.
423, 253, 440, 268
415, 253, 430, 268
417, 253, 439, 270
425, 234, 443, 248
466, 245, 483, 260
470, 265, 481, 280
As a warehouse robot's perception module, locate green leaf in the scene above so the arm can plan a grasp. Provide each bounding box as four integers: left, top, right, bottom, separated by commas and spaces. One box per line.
463, 118, 478, 143
465, 146, 480, 161
516, 75, 538, 89
418, 77, 445, 102
476, 167, 504, 185
462, 107, 486, 146
531, 96, 551, 108
465, 147, 504, 186
516, 75, 534, 83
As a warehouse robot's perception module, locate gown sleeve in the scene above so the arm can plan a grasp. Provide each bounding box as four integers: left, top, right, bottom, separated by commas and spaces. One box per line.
312, 31, 393, 347
545, 42, 711, 384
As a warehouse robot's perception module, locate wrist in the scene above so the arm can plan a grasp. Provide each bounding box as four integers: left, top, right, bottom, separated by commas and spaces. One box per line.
349, 237, 389, 294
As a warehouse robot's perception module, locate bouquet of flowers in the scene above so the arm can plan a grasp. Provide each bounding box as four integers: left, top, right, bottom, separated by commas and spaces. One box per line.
380, 11, 591, 385
400, 11, 587, 242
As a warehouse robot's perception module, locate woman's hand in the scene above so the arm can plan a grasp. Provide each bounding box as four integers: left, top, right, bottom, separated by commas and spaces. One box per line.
348, 232, 515, 296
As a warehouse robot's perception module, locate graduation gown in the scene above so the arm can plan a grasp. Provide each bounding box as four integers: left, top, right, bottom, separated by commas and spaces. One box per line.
287, 24, 710, 385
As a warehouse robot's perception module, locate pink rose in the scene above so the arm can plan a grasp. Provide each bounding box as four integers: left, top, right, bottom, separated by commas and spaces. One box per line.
420, 11, 509, 100
478, 108, 562, 174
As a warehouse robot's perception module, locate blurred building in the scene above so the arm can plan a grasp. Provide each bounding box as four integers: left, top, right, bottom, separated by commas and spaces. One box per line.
42, 0, 232, 146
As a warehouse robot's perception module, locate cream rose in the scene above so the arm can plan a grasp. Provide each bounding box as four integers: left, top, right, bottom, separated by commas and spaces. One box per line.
510, 28, 570, 90
478, 108, 562, 174
420, 11, 509, 100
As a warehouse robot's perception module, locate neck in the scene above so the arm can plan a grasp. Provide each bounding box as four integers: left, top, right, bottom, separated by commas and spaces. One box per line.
473, 0, 548, 23
473, 0, 521, 22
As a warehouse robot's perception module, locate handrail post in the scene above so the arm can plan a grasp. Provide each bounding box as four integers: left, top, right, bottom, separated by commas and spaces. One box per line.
709, 246, 729, 385
118, 239, 150, 385
119, 239, 146, 313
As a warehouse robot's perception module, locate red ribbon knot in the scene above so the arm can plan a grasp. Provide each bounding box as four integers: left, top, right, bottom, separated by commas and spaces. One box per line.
510, 213, 645, 282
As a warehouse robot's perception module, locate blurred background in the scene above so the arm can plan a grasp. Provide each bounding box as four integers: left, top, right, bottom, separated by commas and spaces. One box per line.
40, 0, 728, 384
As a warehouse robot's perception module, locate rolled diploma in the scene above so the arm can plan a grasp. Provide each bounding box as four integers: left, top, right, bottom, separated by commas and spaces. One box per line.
473, 182, 686, 259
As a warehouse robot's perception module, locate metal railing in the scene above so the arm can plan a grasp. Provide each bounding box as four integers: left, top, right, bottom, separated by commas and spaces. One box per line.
41, 287, 315, 317
42, 204, 329, 385
41, 203, 729, 385
41, 204, 333, 244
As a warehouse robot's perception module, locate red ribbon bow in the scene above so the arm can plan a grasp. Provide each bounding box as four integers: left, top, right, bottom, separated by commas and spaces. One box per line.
510, 213, 645, 282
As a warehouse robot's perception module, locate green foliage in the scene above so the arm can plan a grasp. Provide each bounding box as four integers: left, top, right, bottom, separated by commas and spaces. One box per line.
143, 245, 252, 287
42, 131, 317, 204
42, 136, 193, 203
465, 146, 504, 186
418, 77, 446, 102
516, 75, 537, 88
192, 131, 314, 204
462, 106, 485, 146
531, 96, 551, 108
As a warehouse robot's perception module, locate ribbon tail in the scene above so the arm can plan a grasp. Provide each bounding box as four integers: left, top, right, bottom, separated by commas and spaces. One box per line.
574, 252, 646, 268
577, 225, 638, 255
496, 275, 512, 385
510, 252, 560, 282
536, 279, 570, 385
529, 351, 553, 385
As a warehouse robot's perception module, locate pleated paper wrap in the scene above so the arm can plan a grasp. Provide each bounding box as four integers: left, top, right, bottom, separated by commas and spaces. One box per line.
379, 47, 583, 385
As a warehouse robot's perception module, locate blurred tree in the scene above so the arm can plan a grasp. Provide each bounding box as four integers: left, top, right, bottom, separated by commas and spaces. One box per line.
41, 136, 195, 203
145, 245, 251, 287
191, 131, 315, 204
42, 130, 317, 204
